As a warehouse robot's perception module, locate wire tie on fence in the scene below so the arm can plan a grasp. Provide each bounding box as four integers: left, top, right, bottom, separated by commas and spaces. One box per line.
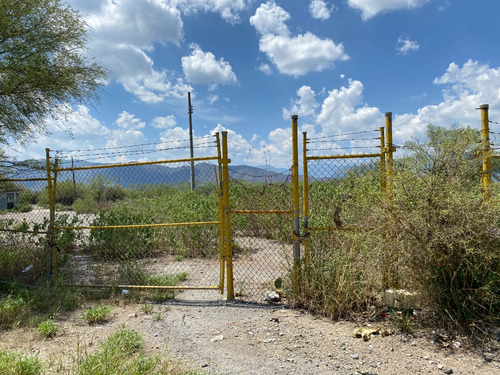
48, 241, 61, 253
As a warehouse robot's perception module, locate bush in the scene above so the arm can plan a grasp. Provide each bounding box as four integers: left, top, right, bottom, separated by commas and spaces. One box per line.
89, 206, 154, 259
127, 187, 219, 258
389, 125, 500, 329
0, 232, 48, 285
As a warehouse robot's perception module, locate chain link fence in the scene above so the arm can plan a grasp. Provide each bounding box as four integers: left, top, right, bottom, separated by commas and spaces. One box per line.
0, 162, 50, 286
2, 109, 499, 307
41, 135, 224, 295
229, 167, 293, 300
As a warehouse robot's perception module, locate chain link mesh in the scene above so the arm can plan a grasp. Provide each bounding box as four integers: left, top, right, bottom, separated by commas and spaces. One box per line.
229, 167, 293, 300
51, 159, 221, 291
0, 163, 50, 286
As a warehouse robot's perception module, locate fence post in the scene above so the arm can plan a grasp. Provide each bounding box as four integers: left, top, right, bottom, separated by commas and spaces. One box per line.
221, 131, 234, 300
383, 113, 398, 288
480, 104, 491, 199
302, 132, 310, 267
215, 132, 225, 294
379, 127, 386, 196
385, 112, 394, 203
45, 148, 57, 282
291, 115, 301, 287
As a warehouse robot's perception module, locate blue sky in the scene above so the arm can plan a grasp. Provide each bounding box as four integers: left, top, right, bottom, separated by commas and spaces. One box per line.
8, 0, 500, 167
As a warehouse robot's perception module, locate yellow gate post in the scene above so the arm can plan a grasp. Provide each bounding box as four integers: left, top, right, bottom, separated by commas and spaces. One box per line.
383, 112, 398, 288
379, 127, 386, 196
221, 131, 234, 300
480, 104, 491, 199
291, 115, 301, 287
385, 112, 394, 202
302, 132, 310, 266
215, 132, 225, 294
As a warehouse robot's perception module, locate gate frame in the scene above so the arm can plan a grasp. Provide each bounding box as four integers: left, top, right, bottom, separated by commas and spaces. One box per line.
45, 133, 230, 294
300, 116, 392, 285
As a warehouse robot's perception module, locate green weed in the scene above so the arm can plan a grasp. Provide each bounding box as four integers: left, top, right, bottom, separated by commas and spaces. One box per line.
142, 302, 154, 314
0, 294, 26, 328
0, 350, 43, 375
83, 305, 112, 324
36, 319, 57, 338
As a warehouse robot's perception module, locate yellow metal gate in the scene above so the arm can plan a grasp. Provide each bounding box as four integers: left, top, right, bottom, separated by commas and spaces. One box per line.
45, 133, 232, 294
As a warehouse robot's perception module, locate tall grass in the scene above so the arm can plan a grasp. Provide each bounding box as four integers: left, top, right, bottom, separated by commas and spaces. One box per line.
289, 125, 500, 332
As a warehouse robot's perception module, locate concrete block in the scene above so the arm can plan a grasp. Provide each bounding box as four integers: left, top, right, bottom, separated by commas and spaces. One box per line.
384, 289, 422, 310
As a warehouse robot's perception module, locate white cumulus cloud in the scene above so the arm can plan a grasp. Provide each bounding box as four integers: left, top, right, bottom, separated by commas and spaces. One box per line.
283, 86, 318, 119
115, 111, 146, 130
348, 0, 432, 20
250, 1, 348, 76
309, 0, 331, 20
258, 63, 272, 75
394, 60, 500, 142
182, 44, 237, 85
152, 115, 177, 129
78, 0, 192, 103
397, 36, 420, 55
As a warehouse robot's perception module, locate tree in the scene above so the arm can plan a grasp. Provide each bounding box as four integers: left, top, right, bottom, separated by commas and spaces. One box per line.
0, 0, 106, 145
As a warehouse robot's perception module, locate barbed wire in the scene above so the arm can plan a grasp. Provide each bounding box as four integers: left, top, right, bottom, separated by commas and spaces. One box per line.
307, 129, 380, 141
308, 145, 381, 151
57, 140, 217, 161
489, 120, 500, 125
55, 135, 215, 155
308, 136, 380, 144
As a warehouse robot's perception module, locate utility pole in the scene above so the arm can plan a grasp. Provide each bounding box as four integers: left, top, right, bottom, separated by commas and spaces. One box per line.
188, 92, 195, 190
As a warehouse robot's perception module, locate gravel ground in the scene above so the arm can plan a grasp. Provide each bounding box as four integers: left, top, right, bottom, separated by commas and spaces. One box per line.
1, 289, 499, 375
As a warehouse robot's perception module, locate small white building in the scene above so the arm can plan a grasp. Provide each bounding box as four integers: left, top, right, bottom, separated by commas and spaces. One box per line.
0, 190, 20, 210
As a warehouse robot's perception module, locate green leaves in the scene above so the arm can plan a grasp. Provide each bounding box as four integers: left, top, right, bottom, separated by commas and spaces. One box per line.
0, 0, 106, 144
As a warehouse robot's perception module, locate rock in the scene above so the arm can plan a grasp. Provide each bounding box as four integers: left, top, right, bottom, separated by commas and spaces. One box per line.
210, 335, 224, 343
263, 291, 280, 303
492, 327, 500, 342
483, 352, 494, 362
351, 354, 359, 360
384, 289, 422, 310
443, 368, 453, 374
262, 338, 275, 343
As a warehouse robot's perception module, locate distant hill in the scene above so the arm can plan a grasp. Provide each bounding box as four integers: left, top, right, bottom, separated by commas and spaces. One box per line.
8, 161, 292, 188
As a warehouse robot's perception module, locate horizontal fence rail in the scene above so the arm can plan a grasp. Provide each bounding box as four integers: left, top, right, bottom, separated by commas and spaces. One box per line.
1, 106, 499, 306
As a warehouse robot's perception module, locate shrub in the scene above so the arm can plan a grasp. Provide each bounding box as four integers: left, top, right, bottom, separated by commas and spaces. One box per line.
89, 206, 154, 259
388, 125, 500, 329
0, 234, 47, 285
